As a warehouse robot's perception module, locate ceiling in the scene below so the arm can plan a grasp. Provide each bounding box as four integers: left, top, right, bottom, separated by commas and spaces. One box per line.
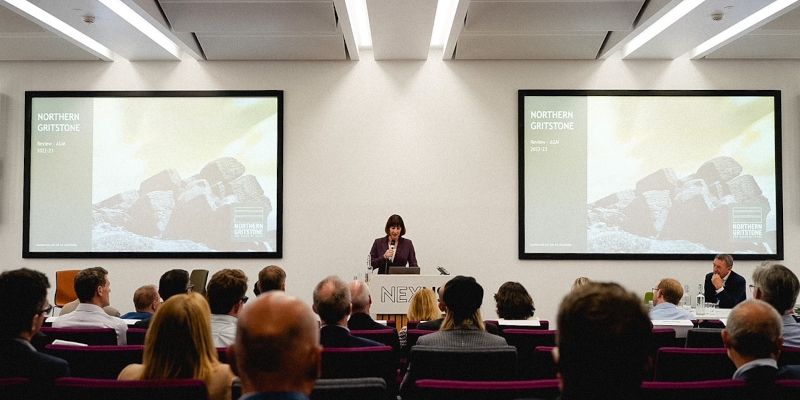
1, 0, 799, 62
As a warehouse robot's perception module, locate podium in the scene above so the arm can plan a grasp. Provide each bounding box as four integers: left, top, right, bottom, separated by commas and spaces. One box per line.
367, 274, 450, 329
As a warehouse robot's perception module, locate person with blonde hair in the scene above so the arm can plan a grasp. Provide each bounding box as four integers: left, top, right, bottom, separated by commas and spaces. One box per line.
118, 293, 235, 400
399, 288, 440, 348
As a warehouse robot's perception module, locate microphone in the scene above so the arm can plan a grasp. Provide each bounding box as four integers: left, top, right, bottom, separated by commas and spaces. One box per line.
389, 240, 396, 262
437, 266, 450, 275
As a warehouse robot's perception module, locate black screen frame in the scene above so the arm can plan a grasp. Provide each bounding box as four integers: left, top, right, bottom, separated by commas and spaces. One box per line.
23, 90, 284, 259
518, 89, 783, 261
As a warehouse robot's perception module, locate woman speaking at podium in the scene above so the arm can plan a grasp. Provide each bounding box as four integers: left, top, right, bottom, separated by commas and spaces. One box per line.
370, 214, 418, 274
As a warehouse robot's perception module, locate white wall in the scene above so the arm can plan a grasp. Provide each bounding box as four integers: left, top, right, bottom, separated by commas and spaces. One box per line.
1, 51, 798, 326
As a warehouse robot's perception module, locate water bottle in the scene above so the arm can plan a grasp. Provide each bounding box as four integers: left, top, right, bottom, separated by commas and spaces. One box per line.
696, 283, 705, 315
681, 284, 691, 309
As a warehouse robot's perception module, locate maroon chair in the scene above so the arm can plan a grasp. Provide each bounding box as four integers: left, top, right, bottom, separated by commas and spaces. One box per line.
311, 377, 387, 400
125, 327, 147, 345
40, 327, 118, 345
0, 377, 30, 400
44, 345, 143, 379
779, 346, 800, 366
406, 321, 419, 329
404, 329, 436, 352
321, 346, 397, 395
531, 346, 558, 379
351, 329, 400, 353
55, 377, 208, 400
500, 329, 556, 379
776, 379, 800, 399
641, 379, 748, 400
685, 328, 724, 348
654, 347, 735, 381
414, 378, 560, 400
217, 347, 229, 364
695, 319, 726, 329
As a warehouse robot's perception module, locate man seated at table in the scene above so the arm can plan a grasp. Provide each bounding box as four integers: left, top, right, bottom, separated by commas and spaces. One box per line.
650, 278, 694, 320
704, 253, 746, 309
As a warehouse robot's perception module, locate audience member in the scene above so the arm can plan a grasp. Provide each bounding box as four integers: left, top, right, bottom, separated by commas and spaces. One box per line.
230, 291, 321, 399
255, 265, 286, 296
59, 298, 121, 317
120, 284, 160, 320
53, 267, 128, 345
649, 278, 694, 320
723, 299, 800, 395
751, 263, 800, 347
571, 276, 591, 291
417, 286, 447, 331
207, 269, 249, 347
555, 282, 652, 399
399, 288, 440, 348
312, 275, 382, 348
347, 280, 400, 350
118, 293, 235, 400
0, 268, 69, 388
704, 253, 746, 308
134, 269, 192, 328
494, 281, 535, 320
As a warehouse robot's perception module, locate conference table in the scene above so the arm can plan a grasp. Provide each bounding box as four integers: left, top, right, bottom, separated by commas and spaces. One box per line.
652, 307, 731, 338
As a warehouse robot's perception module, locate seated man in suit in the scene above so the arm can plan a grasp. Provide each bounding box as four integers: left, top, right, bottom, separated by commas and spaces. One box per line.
120, 284, 160, 320
751, 263, 800, 347
704, 253, 747, 308
724, 299, 800, 393
313, 276, 382, 348
133, 269, 192, 328
52, 267, 128, 345
555, 282, 652, 399
230, 291, 321, 400
0, 268, 70, 390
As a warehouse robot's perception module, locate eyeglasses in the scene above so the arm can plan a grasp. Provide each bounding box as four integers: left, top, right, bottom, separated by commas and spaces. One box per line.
240, 296, 249, 304
39, 304, 53, 315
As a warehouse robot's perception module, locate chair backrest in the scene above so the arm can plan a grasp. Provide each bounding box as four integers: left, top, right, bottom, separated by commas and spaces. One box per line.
654, 347, 735, 381
686, 328, 724, 348
414, 378, 560, 400
126, 327, 147, 345
0, 377, 31, 400
776, 379, 800, 399
311, 377, 387, 400
189, 269, 209, 296
531, 346, 558, 379
779, 346, 800, 366
641, 379, 748, 400
351, 329, 400, 352
405, 329, 436, 352
44, 345, 144, 378
217, 347, 229, 364
406, 321, 419, 329
407, 345, 518, 382
500, 329, 556, 379
696, 319, 726, 329
55, 377, 208, 400
40, 327, 118, 345
54, 270, 80, 308
488, 320, 551, 331
321, 346, 396, 390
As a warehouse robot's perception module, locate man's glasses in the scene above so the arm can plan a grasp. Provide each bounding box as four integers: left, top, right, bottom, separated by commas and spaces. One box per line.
39, 304, 53, 315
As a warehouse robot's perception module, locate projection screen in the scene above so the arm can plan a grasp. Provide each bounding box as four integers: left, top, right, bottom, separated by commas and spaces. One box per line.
518, 90, 782, 260
24, 91, 283, 258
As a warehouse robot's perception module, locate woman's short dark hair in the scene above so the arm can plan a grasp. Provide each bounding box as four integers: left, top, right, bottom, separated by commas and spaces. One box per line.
495, 281, 535, 319
384, 214, 406, 236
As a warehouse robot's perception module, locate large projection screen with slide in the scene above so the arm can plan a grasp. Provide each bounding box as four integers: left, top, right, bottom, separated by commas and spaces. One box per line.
24, 90, 283, 258
519, 90, 782, 260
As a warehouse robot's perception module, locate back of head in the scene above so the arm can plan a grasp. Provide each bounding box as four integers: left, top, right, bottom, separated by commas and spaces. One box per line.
206, 269, 248, 315
442, 276, 484, 330
159, 269, 190, 301
494, 281, 535, 320
752, 263, 800, 315
142, 293, 218, 380
571, 277, 591, 292
258, 265, 286, 293
133, 285, 159, 312
74, 267, 108, 303
312, 276, 351, 325
408, 288, 440, 322
657, 278, 684, 305
557, 282, 652, 398
0, 268, 49, 339
235, 292, 321, 394
725, 299, 783, 360
349, 280, 371, 314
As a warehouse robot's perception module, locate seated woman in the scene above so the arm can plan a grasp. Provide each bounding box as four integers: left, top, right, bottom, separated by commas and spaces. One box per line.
400, 288, 441, 349
118, 293, 235, 400
494, 281, 535, 320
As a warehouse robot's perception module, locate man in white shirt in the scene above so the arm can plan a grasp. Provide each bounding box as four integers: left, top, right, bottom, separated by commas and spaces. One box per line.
751, 263, 800, 347
207, 268, 248, 347
650, 278, 694, 320
52, 267, 127, 345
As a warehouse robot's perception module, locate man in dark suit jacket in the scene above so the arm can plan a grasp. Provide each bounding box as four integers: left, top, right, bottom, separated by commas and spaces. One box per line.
313, 276, 382, 348
704, 254, 747, 308
347, 280, 400, 351
724, 299, 800, 398
0, 269, 69, 397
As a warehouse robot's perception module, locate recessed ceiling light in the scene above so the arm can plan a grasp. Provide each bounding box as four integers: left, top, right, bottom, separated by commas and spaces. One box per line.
98, 0, 180, 58
621, 0, 706, 58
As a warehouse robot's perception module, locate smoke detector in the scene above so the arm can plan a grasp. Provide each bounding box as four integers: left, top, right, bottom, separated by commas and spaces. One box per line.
83, 15, 95, 24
